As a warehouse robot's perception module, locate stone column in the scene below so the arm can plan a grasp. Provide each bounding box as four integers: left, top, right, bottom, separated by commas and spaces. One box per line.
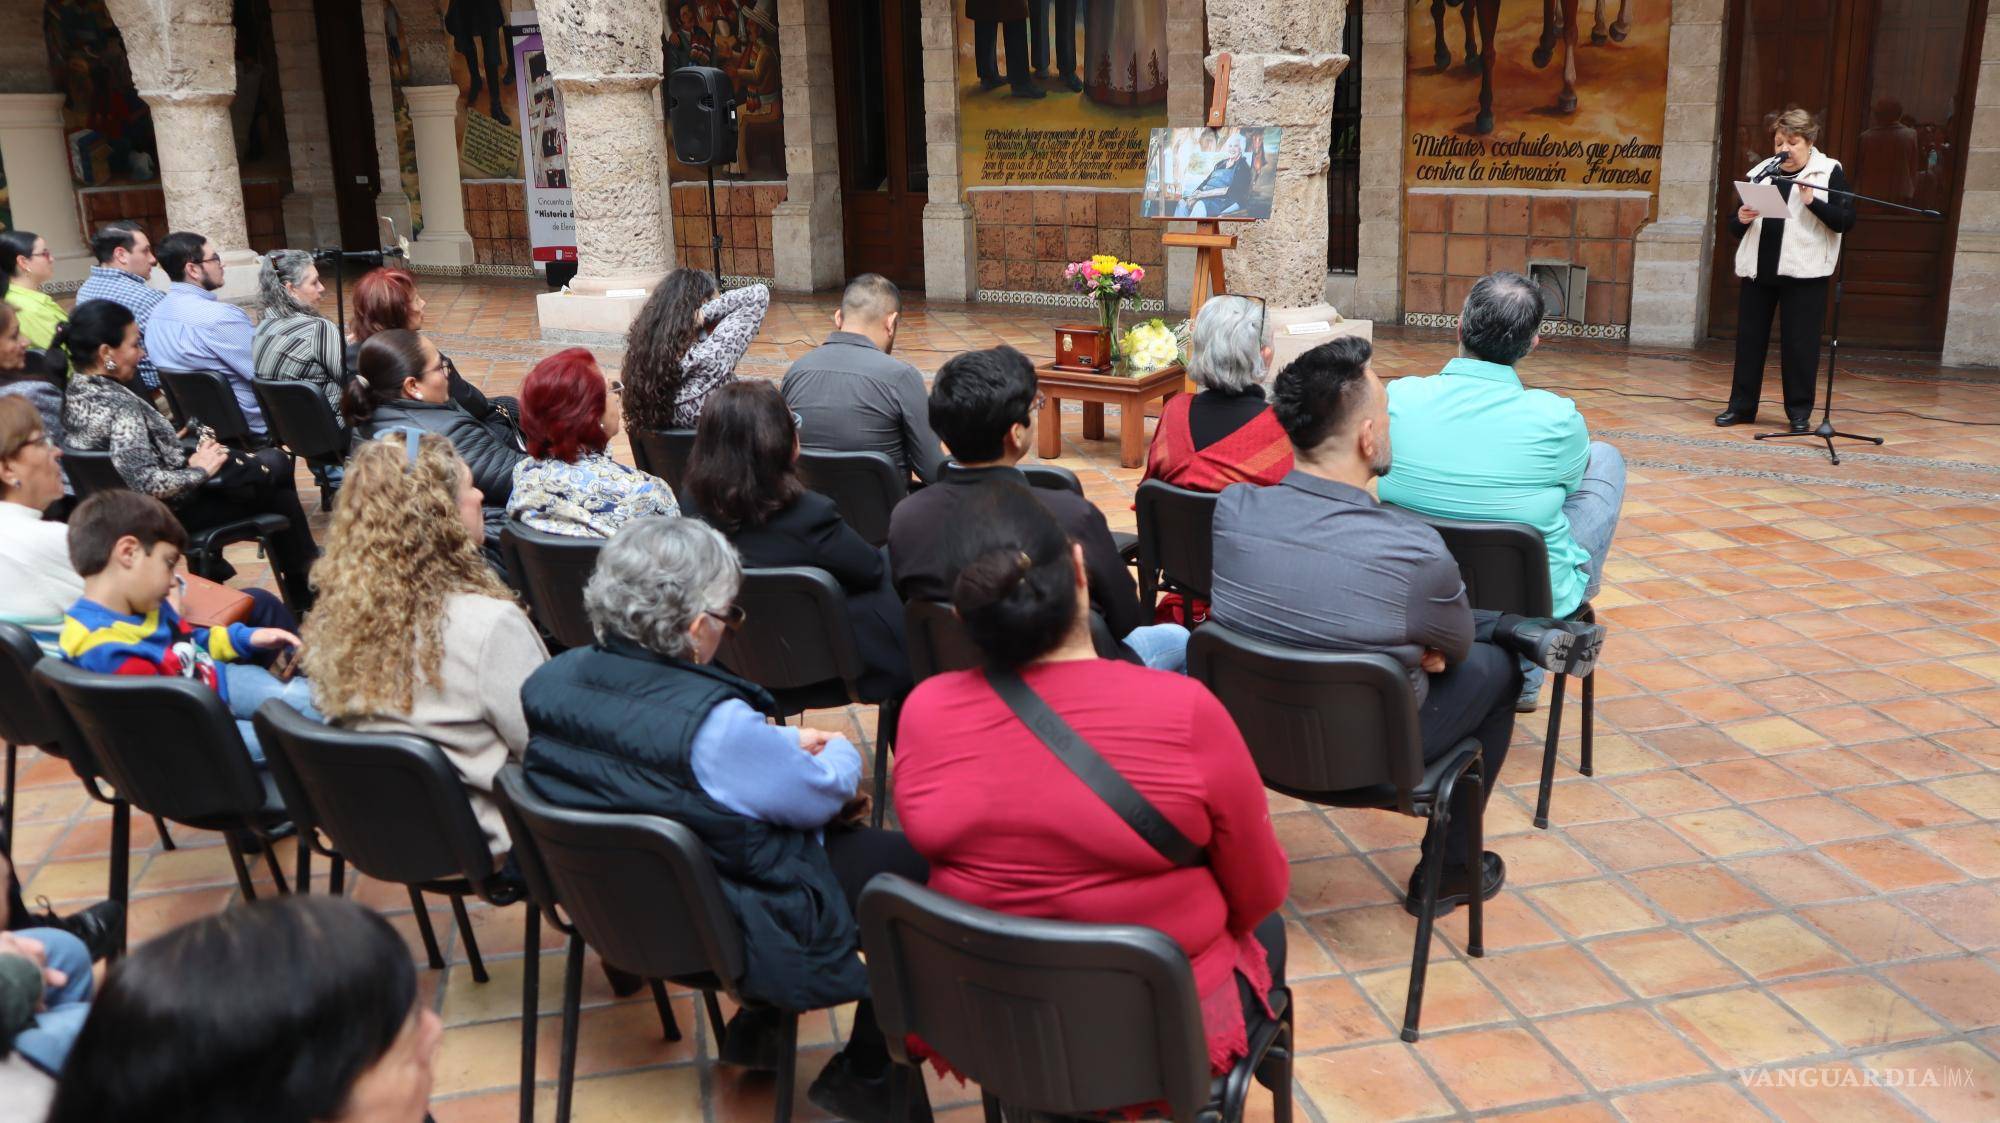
269, 0, 341, 247
1349, 0, 1405, 323
1943, 10, 2000, 366
918, 0, 974, 302
361, 0, 414, 239
534, 0, 675, 337
0, 95, 92, 284
404, 86, 478, 268
1161, 0, 1207, 314
771, 0, 843, 292
1629, 0, 1725, 347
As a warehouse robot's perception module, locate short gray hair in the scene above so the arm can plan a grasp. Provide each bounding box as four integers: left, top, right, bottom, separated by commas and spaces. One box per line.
584, 518, 741, 659
259, 250, 322, 319
1187, 295, 1270, 393
1459, 272, 1543, 366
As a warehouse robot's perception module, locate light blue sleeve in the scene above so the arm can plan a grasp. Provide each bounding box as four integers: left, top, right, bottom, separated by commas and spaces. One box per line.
218, 309, 258, 383
688, 698, 862, 830
1548, 398, 1592, 494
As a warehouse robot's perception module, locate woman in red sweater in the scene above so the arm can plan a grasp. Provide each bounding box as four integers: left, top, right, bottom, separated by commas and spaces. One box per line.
892, 482, 1289, 1074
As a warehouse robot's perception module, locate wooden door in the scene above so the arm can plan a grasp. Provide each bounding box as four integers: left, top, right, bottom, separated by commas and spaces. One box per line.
314, 0, 387, 251
829, 0, 927, 289
1709, 0, 1988, 350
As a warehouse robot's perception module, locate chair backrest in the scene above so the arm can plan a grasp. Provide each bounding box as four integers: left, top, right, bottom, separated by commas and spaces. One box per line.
252, 378, 348, 460
903, 600, 983, 682
500, 521, 603, 649
494, 765, 747, 987
1134, 480, 1219, 605
715, 566, 863, 699
796, 448, 905, 547
33, 660, 270, 824
629, 428, 697, 492
1019, 463, 1083, 495
25, 348, 64, 382
0, 621, 59, 750
1187, 621, 1425, 810
253, 700, 494, 889
858, 874, 1212, 1122
58, 446, 128, 499
1388, 508, 1553, 617
159, 368, 252, 446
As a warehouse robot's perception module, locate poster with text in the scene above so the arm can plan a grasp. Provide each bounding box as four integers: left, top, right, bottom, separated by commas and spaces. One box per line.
664, 0, 783, 181
957, 0, 1168, 189
513, 33, 576, 262
1404, 1, 1667, 191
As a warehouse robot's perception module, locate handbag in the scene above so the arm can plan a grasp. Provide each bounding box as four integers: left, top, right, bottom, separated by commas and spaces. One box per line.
178, 572, 255, 627
985, 667, 1207, 868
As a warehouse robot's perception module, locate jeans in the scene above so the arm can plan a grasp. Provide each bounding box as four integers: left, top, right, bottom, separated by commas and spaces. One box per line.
224, 662, 321, 764
1123, 622, 1190, 674
1522, 441, 1625, 701
10, 927, 92, 1075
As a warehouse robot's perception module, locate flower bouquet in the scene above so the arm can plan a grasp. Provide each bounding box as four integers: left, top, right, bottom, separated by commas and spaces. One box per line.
1065, 254, 1146, 366
1121, 318, 1181, 373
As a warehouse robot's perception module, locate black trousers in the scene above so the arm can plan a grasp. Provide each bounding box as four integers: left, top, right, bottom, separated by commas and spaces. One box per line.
1729, 276, 1828, 421
174, 447, 318, 609
1028, 0, 1079, 76
823, 824, 930, 1073
1418, 638, 1518, 866
973, 18, 1033, 90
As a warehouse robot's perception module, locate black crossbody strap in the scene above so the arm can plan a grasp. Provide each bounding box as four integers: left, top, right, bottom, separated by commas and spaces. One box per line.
986, 668, 1208, 868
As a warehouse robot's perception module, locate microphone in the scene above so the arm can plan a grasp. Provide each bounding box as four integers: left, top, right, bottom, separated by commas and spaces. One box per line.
1752, 154, 1787, 181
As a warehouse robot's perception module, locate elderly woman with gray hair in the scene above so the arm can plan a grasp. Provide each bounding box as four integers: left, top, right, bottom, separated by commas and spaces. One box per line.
252, 250, 346, 410
517, 516, 928, 1122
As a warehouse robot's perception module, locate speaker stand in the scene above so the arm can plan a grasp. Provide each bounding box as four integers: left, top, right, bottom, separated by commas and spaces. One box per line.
705, 165, 725, 291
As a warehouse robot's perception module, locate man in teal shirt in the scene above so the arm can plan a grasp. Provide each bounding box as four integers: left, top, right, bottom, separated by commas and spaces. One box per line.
1379, 271, 1625, 710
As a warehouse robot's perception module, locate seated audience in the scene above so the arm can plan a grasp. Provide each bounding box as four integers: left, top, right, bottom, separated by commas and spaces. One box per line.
58, 301, 317, 607
623, 268, 770, 430
0, 920, 91, 1076
0, 302, 65, 451
1378, 271, 1626, 710
519, 517, 927, 1121
507, 346, 678, 538
47, 895, 440, 1123
888, 344, 1188, 671
348, 266, 520, 445
780, 273, 945, 483
683, 381, 909, 697
252, 250, 345, 412
305, 432, 548, 861
343, 329, 529, 513
894, 483, 1287, 1077
145, 231, 265, 438
0, 230, 66, 350
72, 222, 163, 392
1210, 337, 1603, 915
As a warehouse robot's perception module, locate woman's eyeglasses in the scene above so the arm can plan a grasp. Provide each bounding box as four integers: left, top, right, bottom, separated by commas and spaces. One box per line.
608, 380, 624, 396
1221, 293, 1268, 341
704, 604, 747, 633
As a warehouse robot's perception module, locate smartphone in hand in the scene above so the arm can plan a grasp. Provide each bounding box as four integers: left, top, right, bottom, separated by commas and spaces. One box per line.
269, 645, 302, 683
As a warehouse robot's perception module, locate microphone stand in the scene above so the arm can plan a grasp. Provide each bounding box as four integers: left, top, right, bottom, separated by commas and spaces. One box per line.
310, 244, 409, 347
1750, 174, 1943, 465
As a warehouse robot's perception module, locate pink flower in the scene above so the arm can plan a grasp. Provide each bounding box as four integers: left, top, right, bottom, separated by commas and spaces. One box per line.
1130, 266, 1145, 281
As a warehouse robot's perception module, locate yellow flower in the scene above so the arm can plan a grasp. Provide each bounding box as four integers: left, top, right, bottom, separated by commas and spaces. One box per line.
1091, 254, 1119, 271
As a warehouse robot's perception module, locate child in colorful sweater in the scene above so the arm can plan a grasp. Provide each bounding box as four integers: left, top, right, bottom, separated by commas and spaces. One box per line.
58, 491, 319, 762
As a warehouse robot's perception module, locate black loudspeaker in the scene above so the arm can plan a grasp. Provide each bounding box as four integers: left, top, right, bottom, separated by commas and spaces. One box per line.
667, 66, 738, 166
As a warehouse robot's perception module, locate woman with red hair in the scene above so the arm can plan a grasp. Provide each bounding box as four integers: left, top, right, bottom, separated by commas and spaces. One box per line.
347, 267, 522, 447
508, 347, 678, 538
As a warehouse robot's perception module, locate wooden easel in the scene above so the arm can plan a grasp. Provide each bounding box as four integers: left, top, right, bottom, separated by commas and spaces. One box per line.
1159, 53, 1241, 393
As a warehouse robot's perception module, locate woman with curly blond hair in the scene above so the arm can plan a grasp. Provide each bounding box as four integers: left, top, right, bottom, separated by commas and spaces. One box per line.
304, 430, 548, 859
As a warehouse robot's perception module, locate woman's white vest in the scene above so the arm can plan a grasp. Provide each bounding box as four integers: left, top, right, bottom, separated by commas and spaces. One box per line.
1734, 148, 1843, 281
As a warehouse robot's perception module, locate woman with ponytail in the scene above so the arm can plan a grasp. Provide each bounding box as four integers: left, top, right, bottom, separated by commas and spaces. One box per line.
1, 230, 66, 349
890, 482, 1289, 1082
342, 329, 527, 513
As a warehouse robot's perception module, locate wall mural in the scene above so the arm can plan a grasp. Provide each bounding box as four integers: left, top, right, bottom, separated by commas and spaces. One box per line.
664, 0, 784, 182
445, 0, 524, 180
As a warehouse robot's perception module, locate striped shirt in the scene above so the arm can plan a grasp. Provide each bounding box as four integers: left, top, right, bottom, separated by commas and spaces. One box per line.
147, 282, 263, 434
252, 310, 345, 410
73, 266, 165, 389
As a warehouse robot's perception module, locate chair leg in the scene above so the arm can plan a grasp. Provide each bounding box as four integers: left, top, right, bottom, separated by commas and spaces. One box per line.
296, 839, 312, 896
872, 698, 899, 829
225, 832, 260, 902
409, 887, 446, 969
451, 893, 488, 983
3, 741, 14, 847
108, 801, 131, 960
771, 1011, 800, 1123
648, 979, 681, 1041
981, 1091, 1004, 1123
1401, 791, 1453, 1043
1579, 669, 1595, 777
1273, 999, 1295, 1123
555, 935, 586, 1123
153, 815, 177, 850
703, 990, 729, 1051
1532, 670, 1570, 830
330, 855, 346, 896
1463, 761, 1487, 959
259, 834, 291, 894
520, 907, 540, 1123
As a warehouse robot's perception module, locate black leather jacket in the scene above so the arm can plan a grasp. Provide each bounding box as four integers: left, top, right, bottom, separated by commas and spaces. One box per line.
356, 397, 528, 507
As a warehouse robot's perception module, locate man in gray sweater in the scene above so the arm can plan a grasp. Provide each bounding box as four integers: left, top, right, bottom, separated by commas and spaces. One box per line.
781, 274, 947, 484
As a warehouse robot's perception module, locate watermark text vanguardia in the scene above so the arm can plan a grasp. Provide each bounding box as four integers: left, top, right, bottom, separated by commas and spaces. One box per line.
1738, 1065, 1976, 1089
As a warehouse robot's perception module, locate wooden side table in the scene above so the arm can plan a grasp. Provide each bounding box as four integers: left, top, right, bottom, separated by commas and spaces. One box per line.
1034, 361, 1185, 468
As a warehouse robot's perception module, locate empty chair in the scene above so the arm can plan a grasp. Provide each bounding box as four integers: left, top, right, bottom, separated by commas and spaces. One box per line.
500, 521, 604, 650
902, 600, 983, 683
628, 427, 697, 492
252, 376, 348, 462
795, 448, 905, 547
1188, 621, 1486, 1041
1134, 479, 1220, 624
158, 368, 255, 447
858, 873, 1293, 1123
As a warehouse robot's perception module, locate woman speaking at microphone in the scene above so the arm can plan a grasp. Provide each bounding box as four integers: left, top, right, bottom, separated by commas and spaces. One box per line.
1717, 106, 1856, 433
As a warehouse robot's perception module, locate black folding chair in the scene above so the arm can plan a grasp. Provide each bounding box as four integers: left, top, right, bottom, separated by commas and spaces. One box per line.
496, 766, 781, 1123
500, 521, 604, 650
859, 873, 1293, 1123
796, 448, 905, 547
629, 428, 697, 492
34, 661, 295, 904
717, 566, 901, 827
159, 368, 256, 447
1134, 479, 1219, 625
903, 600, 983, 683
0, 624, 59, 848
1189, 622, 1485, 1041
1394, 510, 1599, 830
1018, 461, 1082, 494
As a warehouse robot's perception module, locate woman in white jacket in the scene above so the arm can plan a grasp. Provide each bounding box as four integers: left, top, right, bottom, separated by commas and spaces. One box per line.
1718, 106, 1856, 433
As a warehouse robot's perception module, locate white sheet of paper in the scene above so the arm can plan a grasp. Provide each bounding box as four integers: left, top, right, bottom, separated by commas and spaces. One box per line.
1734, 180, 1790, 219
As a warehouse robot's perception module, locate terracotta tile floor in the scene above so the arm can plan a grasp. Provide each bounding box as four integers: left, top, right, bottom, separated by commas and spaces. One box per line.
15, 278, 2000, 1121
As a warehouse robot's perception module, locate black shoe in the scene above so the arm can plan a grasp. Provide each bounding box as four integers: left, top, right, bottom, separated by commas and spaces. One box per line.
807, 1052, 931, 1123
1714, 410, 1754, 427
1403, 852, 1506, 918
1495, 616, 1607, 677
717, 1006, 785, 1072
1009, 84, 1047, 99
1789, 416, 1811, 434
1062, 72, 1084, 91
32, 898, 123, 962
978, 76, 1007, 91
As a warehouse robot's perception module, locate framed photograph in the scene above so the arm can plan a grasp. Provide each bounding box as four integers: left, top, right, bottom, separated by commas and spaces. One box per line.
1140, 126, 1282, 220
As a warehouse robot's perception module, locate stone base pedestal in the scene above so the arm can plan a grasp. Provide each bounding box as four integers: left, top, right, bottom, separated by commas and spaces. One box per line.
1268, 302, 1372, 376
922, 202, 976, 302
536, 281, 658, 341
1629, 220, 1710, 348
409, 232, 478, 271
772, 198, 843, 293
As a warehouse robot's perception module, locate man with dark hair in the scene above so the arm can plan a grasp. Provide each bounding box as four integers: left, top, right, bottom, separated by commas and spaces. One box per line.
1379, 271, 1625, 710
72, 221, 162, 391
780, 273, 946, 483
886, 344, 1188, 671
145, 231, 264, 437
1211, 336, 1604, 918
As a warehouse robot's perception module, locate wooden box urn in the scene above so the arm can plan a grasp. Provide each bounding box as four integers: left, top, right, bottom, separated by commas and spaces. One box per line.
1052, 323, 1113, 372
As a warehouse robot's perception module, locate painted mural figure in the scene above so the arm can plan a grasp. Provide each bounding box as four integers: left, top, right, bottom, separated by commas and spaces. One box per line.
447, 0, 513, 126
1028, 0, 1084, 92
968, 0, 1044, 99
